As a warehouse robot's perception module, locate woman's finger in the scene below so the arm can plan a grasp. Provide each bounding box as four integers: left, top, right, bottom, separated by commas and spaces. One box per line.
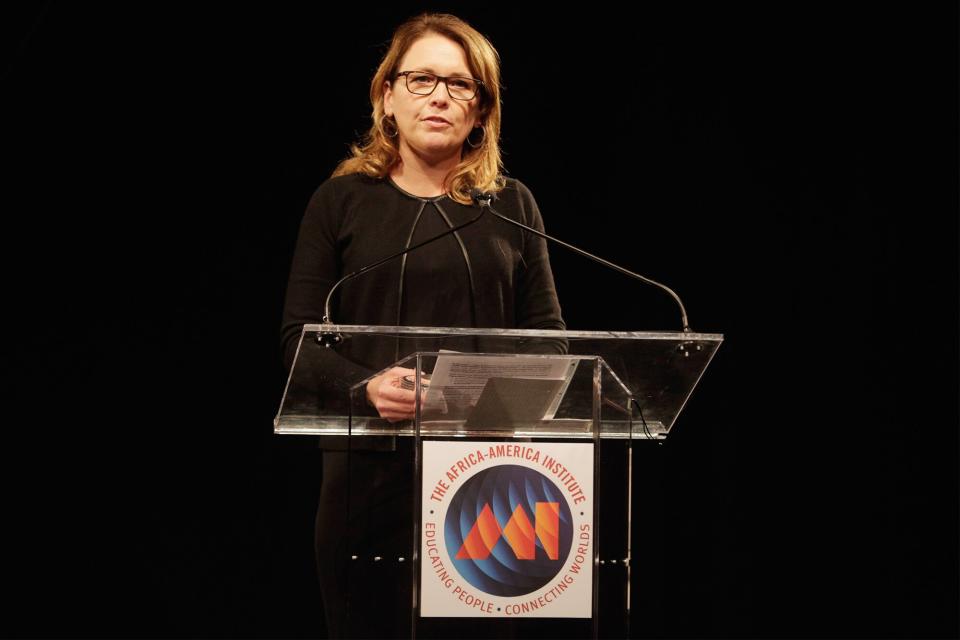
373, 379, 414, 400
372, 397, 415, 414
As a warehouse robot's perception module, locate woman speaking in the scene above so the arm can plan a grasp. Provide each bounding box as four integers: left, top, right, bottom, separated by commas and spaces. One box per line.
281, 12, 565, 637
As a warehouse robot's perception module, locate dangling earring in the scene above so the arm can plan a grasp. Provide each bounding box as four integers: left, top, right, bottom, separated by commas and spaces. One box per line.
466, 125, 485, 149
381, 114, 399, 138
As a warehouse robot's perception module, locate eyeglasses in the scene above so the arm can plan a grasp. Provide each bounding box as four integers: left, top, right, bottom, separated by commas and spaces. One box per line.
396, 70, 483, 101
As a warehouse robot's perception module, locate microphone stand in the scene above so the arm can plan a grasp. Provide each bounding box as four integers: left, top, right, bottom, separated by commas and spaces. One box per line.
317, 191, 494, 347
482, 201, 692, 332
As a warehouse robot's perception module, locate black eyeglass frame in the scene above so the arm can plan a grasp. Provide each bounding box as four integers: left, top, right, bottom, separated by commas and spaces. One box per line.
395, 70, 484, 101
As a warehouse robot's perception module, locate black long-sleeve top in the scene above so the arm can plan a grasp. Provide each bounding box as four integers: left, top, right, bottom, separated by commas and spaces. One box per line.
280, 172, 566, 405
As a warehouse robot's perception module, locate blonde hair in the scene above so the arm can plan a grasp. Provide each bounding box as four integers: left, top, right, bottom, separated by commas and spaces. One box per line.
331, 13, 505, 205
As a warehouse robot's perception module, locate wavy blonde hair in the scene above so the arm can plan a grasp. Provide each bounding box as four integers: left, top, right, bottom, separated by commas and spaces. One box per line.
331, 13, 505, 205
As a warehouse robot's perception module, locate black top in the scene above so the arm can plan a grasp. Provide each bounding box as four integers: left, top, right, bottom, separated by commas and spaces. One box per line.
280, 173, 566, 399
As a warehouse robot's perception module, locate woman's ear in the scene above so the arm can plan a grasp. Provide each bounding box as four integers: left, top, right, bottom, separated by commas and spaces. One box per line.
383, 81, 394, 117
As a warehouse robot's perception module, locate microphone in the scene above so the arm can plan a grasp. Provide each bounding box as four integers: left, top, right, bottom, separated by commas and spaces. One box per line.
317, 190, 493, 347
469, 188, 495, 208
484, 199, 692, 332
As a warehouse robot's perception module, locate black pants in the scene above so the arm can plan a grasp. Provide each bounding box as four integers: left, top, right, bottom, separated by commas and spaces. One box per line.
316, 442, 415, 638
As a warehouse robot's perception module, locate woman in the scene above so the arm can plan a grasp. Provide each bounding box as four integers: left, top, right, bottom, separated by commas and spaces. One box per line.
280, 13, 565, 637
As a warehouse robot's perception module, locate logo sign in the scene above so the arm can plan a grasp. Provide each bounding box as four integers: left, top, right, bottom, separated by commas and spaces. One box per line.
421, 441, 593, 618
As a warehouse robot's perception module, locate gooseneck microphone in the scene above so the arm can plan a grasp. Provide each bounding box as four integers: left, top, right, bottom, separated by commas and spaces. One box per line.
475, 190, 692, 332
317, 190, 494, 347
318, 187, 690, 348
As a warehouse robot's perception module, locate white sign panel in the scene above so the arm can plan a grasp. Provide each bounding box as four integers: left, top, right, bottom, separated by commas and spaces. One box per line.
420, 441, 594, 618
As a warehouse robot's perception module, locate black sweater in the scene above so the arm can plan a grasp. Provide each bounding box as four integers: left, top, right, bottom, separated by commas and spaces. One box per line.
280, 173, 566, 398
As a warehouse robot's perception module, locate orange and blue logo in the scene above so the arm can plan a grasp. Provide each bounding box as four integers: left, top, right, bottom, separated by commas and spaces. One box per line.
445, 464, 573, 597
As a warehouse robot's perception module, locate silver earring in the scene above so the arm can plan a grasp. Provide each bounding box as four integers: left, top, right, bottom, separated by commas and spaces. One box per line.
466, 126, 485, 149
381, 114, 399, 138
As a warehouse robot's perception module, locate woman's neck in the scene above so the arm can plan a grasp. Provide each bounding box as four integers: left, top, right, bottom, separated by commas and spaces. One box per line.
390, 147, 461, 197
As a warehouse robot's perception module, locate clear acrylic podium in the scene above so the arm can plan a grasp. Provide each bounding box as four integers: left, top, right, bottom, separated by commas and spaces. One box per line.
275, 325, 721, 638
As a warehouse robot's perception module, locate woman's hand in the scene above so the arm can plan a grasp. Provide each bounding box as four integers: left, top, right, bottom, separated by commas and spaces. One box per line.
365, 367, 426, 422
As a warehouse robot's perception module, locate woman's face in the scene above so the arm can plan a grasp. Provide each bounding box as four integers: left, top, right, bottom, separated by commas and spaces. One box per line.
383, 34, 481, 165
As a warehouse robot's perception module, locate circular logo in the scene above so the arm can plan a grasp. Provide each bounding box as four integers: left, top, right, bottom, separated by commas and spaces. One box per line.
444, 464, 573, 597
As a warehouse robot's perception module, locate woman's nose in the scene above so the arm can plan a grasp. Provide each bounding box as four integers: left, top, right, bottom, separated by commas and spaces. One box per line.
430, 80, 452, 104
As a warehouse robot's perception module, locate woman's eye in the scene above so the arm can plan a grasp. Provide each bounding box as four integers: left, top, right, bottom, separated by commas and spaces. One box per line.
449, 79, 470, 89
411, 74, 434, 84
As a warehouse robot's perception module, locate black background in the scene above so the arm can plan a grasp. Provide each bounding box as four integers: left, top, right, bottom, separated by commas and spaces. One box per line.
4, 2, 957, 638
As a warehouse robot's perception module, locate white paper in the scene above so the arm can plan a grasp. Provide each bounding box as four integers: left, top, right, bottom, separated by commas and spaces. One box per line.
423, 353, 578, 419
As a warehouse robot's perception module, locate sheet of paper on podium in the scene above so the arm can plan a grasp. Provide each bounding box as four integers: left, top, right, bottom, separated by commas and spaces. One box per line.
423, 352, 579, 421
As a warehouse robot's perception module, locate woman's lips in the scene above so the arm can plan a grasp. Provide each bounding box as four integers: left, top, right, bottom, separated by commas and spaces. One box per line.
423, 118, 451, 127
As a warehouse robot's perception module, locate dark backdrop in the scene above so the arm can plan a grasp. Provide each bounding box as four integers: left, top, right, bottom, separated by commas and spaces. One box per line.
4, 2, 957, 638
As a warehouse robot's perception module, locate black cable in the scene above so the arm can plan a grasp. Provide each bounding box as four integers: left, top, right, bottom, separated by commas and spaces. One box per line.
433, 201, 481, 353
630, 397, 655, 441
394, 201, 428, 361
